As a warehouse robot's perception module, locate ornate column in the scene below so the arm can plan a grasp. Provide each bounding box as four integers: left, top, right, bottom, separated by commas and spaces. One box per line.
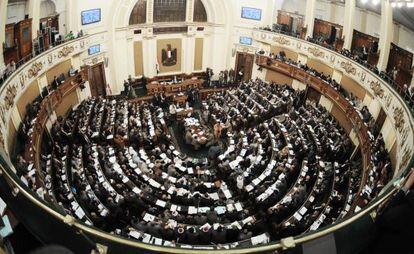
186, 0, 194, 22
0, 0, 8, 69
377, 0, 393, 72
28, 0, 41, 40
65, 0, 78, 34
146, 0, 154, 24
304, 0, 316, 38
343, 0, 356, 50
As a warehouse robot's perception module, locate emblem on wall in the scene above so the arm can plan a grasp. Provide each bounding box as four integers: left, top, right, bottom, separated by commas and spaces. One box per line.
340, 61, 356, 75
307, 47, 325, 58
4, 84, 18, 111
27, 62, 43, 79
370, 81, 384, 98
272, 36, 290, 46
393, 106, 405, 133
58, 46, 75, 58
161, 44, 178, 67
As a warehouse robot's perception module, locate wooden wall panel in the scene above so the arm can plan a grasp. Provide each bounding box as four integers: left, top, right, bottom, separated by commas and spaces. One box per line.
270, 46, 298, 61
17, 80, 40, 119
55, 90, 78, 117
331, 104, 352, 134
156, 39, 182, 73
133, 41, 144, 77
390, 140, 397, 172
307, 58, 334, 76
340, 75, 366, 100
194, 38, 204, 71
46, 59, 72, 85
265, 70, 293, 86
8, 120, 17, 157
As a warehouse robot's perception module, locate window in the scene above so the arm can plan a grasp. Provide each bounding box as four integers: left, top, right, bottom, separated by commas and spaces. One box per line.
129, 0, 147, 25
193, 0, 207, 22
153, 0, 187, 23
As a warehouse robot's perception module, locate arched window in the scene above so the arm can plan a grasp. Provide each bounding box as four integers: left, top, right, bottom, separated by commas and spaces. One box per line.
129, 0, 147, 25
193, 0, 207, 22
153, 0, 187, 23
40, 0, 57, 19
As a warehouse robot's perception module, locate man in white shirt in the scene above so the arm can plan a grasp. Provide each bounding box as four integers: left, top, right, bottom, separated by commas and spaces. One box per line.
169, 103, 177, 122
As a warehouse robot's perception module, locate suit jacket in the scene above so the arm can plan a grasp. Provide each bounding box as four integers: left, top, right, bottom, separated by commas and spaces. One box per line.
365, 189, 414, 254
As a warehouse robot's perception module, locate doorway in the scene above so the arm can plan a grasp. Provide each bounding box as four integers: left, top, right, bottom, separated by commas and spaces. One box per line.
89, 62, 107, 97
235, 52, 254, 82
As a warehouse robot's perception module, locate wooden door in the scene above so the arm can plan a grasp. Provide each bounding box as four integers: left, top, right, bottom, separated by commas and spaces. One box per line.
89, 63, 107, 97
235, 52, 254, 82
16, 19, 33, 60
376, 108, 387, 131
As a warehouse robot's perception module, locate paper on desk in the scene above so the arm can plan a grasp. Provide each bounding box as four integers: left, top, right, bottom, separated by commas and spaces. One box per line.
214, 206, 226, 215
0, 198, 6, 215
251, 233, 269, 245
235, 202, 243, 212
155, 199, 166, 208
129, 230, 141, 239
143, 213, 155, 222
209, 192, 219, 200
75, 207, 85, 219
0, 215, 13, 237
188, 206, 198, 214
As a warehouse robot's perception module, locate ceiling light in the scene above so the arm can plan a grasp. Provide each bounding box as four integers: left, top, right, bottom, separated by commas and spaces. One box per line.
372, 0, 380, 5
360, 0, 368, 3
397, 2, 403, 7
407, 2, 414, 7
391, 2, 397, 7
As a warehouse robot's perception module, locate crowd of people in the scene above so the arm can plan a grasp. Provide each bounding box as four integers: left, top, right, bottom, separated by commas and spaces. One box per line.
13, 69, 393, 249
259, 26, 414, 108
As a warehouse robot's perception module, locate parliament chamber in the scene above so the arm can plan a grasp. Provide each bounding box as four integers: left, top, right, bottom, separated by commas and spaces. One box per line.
0, 0, 413, 254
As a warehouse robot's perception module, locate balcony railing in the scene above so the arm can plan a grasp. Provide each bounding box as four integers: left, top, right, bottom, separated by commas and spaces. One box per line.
0, 34, 84, 87
258, 26, 414, 111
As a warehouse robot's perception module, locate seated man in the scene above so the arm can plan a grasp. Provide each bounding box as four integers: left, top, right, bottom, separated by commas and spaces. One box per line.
68, 65, 77, 77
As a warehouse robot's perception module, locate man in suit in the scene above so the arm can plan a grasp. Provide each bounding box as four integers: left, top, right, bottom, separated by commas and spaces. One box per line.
362, 168, 414, 254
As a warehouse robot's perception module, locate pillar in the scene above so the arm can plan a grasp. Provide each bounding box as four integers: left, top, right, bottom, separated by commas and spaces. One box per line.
304, 0, 316, 38
343, 0, 355, 50
186, 0, 194, 22
146, 0, 154, 24
28, 0, 41, 40
0, 0, 8, 69
65, 0, 78, 34
377, 0, 393, 72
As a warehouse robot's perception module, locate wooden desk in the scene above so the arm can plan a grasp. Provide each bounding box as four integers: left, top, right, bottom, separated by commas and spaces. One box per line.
173, 94, 188, 106
176, 108, 194, 120
147, 78, 203, 95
